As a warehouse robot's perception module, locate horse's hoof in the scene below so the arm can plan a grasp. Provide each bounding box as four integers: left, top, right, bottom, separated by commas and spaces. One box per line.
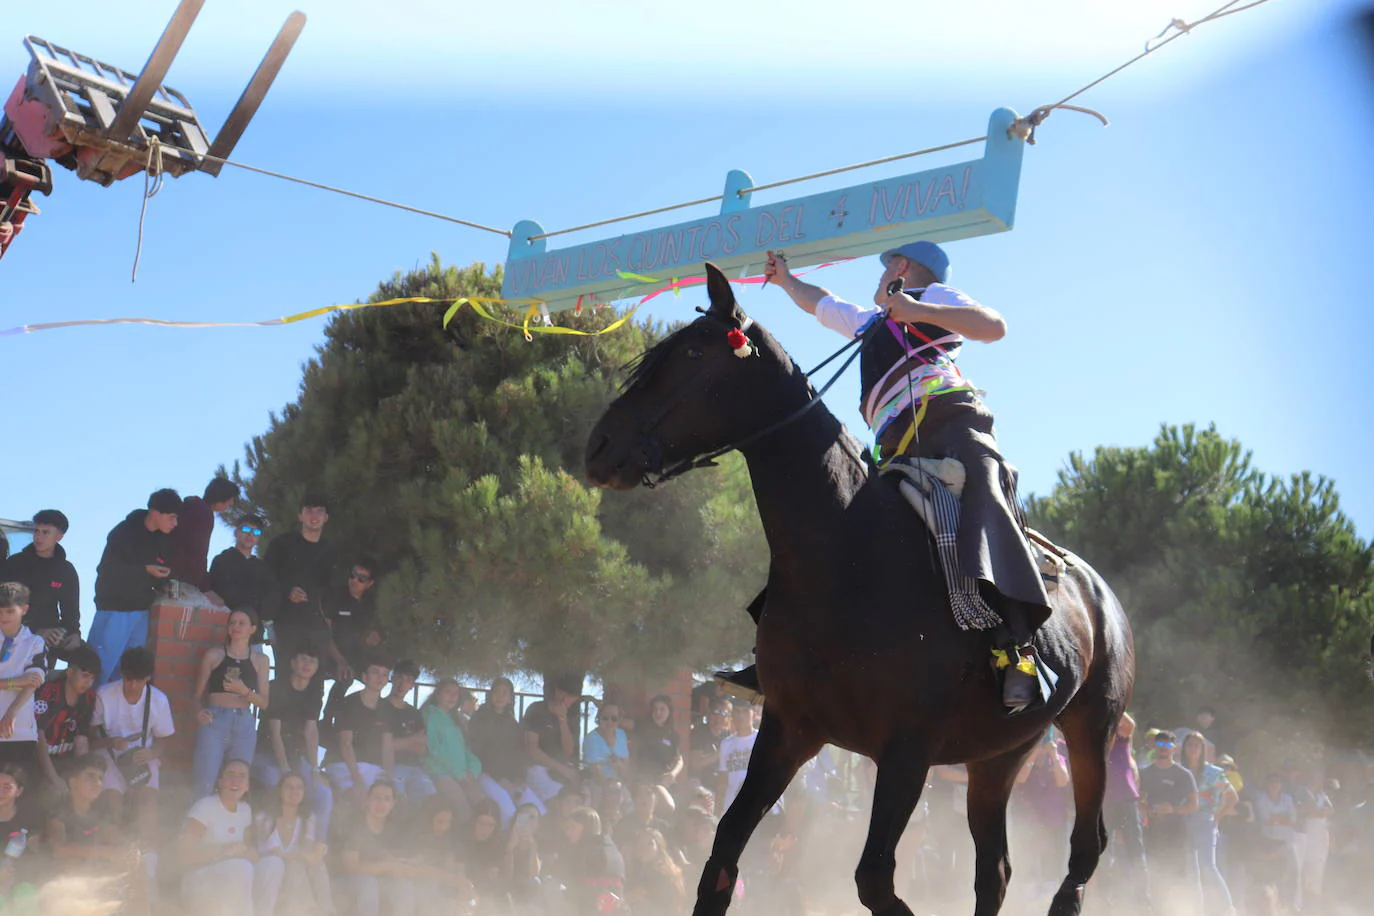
1047, 883, 1085, 916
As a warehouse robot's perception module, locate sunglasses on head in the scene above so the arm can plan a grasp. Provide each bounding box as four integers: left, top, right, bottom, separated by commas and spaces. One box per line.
240, 525, 263, 537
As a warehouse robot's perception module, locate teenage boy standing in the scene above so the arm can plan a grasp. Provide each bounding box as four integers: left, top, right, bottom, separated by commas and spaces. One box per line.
209, 514, 280, 624
90, 490, 181, 683
265, 495, 336, 665
168, 477, 239, 598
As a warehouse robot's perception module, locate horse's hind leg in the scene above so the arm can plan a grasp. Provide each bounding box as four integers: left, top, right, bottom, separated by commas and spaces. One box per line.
966, 739, 1040, 916
853, 745, 932, 916
693, 710, 819, 916
1046, 704, 1120, 916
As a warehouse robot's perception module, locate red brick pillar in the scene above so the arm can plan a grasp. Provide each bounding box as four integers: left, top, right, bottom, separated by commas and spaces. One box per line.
146, 597, 228, 775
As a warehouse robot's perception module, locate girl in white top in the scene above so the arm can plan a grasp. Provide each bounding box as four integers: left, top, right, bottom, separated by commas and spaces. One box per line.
178, 758, 274, 916
254, 772, 333, 915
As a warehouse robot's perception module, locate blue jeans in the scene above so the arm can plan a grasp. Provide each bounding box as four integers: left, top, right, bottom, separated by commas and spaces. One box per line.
253, 752, 334, 841
392, 764, 437, 802
1189, 815, 1234, 914
193, 707, 258, 800
88, 610, 148, 684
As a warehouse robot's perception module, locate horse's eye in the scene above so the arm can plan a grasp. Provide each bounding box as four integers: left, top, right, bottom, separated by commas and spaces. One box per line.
685, 347, 704, 360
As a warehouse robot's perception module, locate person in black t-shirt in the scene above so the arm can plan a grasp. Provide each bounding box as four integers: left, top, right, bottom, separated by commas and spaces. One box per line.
208, 514, 280, 626
334, 779, 420, 913
381, 660, 436, 804
264, 495, 336, 663
1138, 730, 1199, 894
689, 698, 731, 788
47, 754, 148, 896
252, 644, 334, 840
0, 764, 44, 899
320, 558, 381, 722
523, 678, 582, 803
324, 657, 393, 804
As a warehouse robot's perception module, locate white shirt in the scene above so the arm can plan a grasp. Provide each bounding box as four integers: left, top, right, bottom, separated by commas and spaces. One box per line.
814, 283, 981, 340
93, 681, 175, 749
255, 811, 318, 855
187, 795, 252, 846
718, 731, 758, 811
0, 627, 50, 743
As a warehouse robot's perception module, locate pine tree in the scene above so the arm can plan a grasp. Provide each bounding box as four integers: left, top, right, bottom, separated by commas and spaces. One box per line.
227, 257, 760, 681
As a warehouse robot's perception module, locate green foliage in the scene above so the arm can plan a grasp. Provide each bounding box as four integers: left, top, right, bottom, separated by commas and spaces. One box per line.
1026, 424, 1374, 757
226, 256, 760, 680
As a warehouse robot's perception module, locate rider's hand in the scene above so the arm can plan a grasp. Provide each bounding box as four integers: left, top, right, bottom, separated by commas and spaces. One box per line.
763, 250, 793, 289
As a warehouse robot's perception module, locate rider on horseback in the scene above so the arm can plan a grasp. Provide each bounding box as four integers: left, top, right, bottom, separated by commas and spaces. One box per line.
718, 243, 1051, 710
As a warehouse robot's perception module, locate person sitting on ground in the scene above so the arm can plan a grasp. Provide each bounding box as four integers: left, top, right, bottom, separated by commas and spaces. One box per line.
522, 677, 581, 802
624, 826, 688, 915
381, 659, 436, 804
168, 477, 239, 600
0, 763, 43, 908
409, 801, 474, 916
689, 697, 731, 790
634, 694, 684, 788
560, 807, 626, 916
582, 702, 630, 783
33, 646, 101, 799
252, 643, 333, 840
462, 798, 506, 906
323, 656, 394, 805
677, 806, 718, 868
0, 583, 50, 771
90, 489, 181, 683
467, 677, 542, 827
620, 781, 676, 851
334, 778, 418, 916
91, 647, 174, 836
46, 753, 152, 914
504, 802, 544, 910
192, 608, 270, 800
209, 515, 281, 628
178, 758, 263, 916
254, 771, 333, 916
420, 678, 485, 822
0, 511, 82, 669
722, 245, 1050, 709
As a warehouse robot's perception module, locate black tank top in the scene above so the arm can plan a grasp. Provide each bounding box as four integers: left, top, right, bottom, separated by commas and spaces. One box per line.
207, 650, 259, 695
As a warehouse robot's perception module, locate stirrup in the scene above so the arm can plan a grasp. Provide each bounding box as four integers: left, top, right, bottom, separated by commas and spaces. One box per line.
713, 666, 764, 705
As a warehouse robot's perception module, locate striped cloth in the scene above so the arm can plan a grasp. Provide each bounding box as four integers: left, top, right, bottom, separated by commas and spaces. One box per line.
886, 462, 1004, 631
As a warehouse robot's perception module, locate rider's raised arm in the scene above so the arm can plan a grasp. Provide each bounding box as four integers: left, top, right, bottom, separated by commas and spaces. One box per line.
885, 284, 1007, 342
763, 250, 832, 316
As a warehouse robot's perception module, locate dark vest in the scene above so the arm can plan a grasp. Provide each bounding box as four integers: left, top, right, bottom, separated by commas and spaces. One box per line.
857, 289, 962, 409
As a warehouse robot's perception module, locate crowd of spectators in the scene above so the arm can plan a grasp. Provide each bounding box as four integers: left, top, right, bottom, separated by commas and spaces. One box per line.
0, 484, 1372, 916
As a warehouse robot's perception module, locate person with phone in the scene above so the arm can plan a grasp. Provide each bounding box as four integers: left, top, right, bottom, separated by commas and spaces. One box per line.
89, 489, 182, 684
722, 244, 1050, 711
191, 609, 270, 800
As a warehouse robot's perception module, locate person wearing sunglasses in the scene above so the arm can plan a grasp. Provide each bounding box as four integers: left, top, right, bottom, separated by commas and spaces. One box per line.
321, 559, 382, 721
582, 703, 630, 782
1137, 729, 1199, 907
209, 515, 281, 630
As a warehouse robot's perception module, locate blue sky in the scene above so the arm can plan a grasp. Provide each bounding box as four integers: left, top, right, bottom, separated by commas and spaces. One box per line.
3, 0, 1371, 640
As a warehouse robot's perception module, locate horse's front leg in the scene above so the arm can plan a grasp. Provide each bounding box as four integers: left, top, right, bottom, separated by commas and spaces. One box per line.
853, 744, 933, 916
693, 710, 819, 916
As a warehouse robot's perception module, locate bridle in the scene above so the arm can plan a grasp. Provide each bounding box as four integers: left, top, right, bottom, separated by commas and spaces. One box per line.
619, 312, 872, 488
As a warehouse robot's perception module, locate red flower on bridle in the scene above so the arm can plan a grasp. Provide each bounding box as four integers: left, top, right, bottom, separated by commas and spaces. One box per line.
726, 328, 754, 357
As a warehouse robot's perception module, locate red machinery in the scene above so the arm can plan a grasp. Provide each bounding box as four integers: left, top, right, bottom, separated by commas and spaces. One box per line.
0, 0, 304, 260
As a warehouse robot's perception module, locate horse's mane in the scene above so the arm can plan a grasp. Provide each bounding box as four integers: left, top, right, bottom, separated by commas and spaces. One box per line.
619, 331, 679, 393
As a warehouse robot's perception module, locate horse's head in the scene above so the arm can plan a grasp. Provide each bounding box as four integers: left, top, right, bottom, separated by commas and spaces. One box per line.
585, 263, 801, 490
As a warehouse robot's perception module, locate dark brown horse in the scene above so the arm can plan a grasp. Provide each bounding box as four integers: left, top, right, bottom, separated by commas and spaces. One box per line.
585, 264, 1135, 916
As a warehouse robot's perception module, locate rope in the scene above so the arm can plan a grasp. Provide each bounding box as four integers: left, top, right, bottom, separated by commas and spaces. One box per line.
529, 0, 1275, 242
1010, 0, 1273, 142
198, 152, 511, 237
131, 136, 166, 282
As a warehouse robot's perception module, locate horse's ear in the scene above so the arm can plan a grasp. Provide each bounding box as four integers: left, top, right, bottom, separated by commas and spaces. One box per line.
704, 262, 741, 323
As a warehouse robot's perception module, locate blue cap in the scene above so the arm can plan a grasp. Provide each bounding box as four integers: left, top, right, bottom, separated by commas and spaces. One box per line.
879, 241, 950, 283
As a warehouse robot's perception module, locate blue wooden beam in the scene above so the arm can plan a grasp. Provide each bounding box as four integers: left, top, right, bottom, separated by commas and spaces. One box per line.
502, 108, 1025, 311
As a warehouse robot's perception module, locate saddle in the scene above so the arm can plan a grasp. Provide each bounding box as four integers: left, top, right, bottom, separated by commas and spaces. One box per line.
880, 457, 1069, 593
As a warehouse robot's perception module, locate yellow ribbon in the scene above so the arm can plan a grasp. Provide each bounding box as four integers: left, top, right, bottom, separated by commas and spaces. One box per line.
991, 648, 1037, 676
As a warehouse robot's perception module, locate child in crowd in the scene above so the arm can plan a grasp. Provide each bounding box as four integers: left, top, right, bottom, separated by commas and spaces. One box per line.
253, 644, 333, 839
91, 647, 174, 836
0, 583, 51, 769
421, 678, 485, 822
0, 763, 42, 908
46, 753, 151, 914
409, 802, 475, 916
33, 646, 101, 799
